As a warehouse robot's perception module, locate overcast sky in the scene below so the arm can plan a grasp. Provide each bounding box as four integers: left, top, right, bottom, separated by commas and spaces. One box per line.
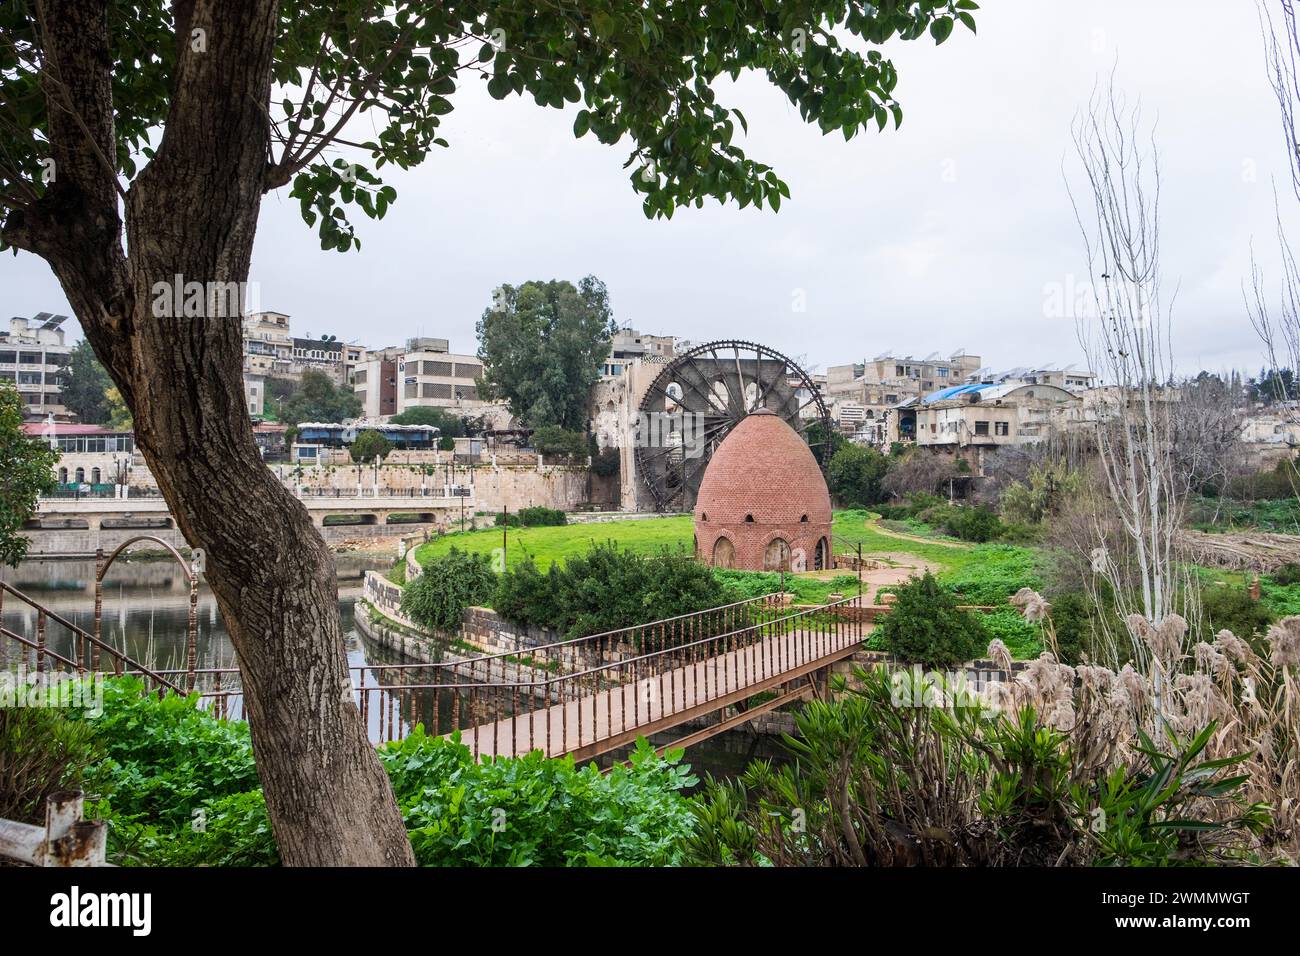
1, 1, 1290, 378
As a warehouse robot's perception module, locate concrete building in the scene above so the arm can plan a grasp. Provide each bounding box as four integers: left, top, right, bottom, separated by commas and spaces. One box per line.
894, 382, 1080, 466
601, 328, 675, 380
694, 409, 833, 572
825, 350, 983, 434
1, 314, 72, 420
241, 312, 367, 404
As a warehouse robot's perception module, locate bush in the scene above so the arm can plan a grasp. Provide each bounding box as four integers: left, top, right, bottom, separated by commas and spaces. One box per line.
68, 677, 697, 867
942, 505, 1003, 543
876, 571, 987, 668
70, 677, 277, 866
531, 425, 588, 459
517, 506, 566, 527
380, 730, 696, 866
495, 542, 732, 639
0, 697, 101, 824
401, 548, 497, 631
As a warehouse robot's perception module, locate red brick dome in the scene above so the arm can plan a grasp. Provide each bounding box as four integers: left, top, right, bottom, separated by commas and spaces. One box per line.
694, 409, 833, 572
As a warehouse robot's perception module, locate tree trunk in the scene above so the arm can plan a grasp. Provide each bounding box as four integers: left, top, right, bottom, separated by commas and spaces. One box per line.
6, 0, 414, 865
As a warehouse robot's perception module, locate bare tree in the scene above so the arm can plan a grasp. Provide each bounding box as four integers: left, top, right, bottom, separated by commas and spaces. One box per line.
1066, 76, 1199, 689
1252, 1, 1300, 500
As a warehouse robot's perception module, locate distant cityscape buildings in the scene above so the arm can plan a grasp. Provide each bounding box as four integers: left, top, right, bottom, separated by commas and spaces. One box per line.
7, 306, 1296, 489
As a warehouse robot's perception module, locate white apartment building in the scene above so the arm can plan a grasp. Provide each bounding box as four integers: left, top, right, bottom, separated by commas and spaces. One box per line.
1, 314, 72, 419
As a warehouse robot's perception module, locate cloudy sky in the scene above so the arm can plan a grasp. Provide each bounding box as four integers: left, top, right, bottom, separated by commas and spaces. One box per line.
1, 1, 1290, 378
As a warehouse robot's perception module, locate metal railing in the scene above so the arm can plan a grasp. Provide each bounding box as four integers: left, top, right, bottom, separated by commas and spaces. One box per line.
142, 594, 865, 758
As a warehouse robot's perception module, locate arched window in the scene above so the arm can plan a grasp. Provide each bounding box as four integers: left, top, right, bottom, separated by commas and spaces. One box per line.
744, 514, 754, 523
58, 467, 68, 483
91, 467, 101, 484
712, 536, 735, 569
700, 512, 707, 521
800, 514, 809, 523
763, 537, 791, 572
74, 467, 85, 483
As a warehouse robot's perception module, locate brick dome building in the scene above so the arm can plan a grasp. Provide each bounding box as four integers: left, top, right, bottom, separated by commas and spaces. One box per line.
694, 408, 833, 572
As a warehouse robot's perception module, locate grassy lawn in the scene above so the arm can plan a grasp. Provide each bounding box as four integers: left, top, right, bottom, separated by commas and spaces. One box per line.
413, 515, 696, 571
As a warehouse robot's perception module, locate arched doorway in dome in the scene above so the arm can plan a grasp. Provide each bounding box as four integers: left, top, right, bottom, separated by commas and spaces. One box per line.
763, 537, 791, 571
712, 536, 735, 569
814, 537, 829, 571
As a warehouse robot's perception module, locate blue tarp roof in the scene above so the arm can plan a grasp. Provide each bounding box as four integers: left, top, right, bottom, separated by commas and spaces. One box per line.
921, 383, 994, 404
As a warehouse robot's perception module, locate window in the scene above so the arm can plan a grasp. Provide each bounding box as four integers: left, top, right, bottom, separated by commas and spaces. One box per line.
91, 468, 101, 484
800, 514, 809, 523
995, 422, 1009, 436
74, 467, 85, 483
895, 365, 905, 376
974, 421, 990, 436
744, 514, 755, 523
937, 368, 949, 378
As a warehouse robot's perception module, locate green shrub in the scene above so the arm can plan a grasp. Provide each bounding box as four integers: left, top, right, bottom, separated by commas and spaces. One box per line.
70, 677, 698, 867
0, 697, 101, 824
495, 542, 731, 640
517, 506, 566, 527
380, 730, 696, 866
401, 547, 497, 631
942, 505, 1003, 543
349, 428, 392, 463
876, 571, 987, 668
531, 425, 588, 459
68, 677, 276, 866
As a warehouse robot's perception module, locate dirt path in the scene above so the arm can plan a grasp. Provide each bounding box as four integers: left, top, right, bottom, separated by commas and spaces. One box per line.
865, 513, 968, 550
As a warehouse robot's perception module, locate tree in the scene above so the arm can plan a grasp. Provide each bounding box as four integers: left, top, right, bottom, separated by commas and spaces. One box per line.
876, 571, 986, 669
349, 429, 391, 463
0, 380, 57, 566
477, 277, 617, 430
827, 442, 888, 508
1068, 78, 1198, 698
0, 0, 973, 866
391, 405, 465, 437
278, 370, 362, 427
57, 339, 112, 424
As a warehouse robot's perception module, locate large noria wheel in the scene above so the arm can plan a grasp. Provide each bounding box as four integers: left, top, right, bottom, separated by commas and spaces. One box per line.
634, 339, 831, 511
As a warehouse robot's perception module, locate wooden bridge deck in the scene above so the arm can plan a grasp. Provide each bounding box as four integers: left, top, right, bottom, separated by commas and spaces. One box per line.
456, 626, 865, 761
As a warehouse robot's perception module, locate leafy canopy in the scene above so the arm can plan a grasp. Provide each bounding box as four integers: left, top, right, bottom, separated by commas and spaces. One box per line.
57, 340, 112, 426
277, 369, 362, 426
0, 1, 977, 250
477, 277, 617, 431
